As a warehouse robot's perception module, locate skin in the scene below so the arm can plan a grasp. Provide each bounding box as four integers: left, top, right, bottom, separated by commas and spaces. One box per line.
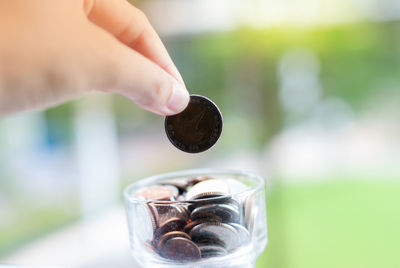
0, 0, 190, 117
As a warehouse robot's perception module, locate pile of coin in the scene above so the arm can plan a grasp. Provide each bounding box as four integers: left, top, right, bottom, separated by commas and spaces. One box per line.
134, 176, 251, 262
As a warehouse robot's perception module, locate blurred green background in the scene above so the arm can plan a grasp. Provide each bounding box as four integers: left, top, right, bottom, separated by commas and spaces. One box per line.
1, 0, 400, 267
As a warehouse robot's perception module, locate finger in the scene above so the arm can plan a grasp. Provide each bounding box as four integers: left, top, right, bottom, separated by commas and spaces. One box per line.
84, 0, 185, 85
83, 24, 189, 115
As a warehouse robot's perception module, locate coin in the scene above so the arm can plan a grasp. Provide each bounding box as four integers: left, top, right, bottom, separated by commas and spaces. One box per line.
154, 217, 186, 245
157, 231, 191, 250
165, 95, 223, 153
244, 195, 257, 234
132, 204, 157, 242
197, 243, 228, 258
190, 203, 240, 223
190, 222, 239, 251
183, 219, 220, 234
187, 195, 234, 213
185, 179, 230, 200
160, 237, 201, 262
230, 223, 250, 245
135, 185, 179, 201
154, 204, 189, 224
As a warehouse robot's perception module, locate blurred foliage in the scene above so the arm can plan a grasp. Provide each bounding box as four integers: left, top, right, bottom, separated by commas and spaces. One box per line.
41, 22, 400, 146
0, 207, 77, 257
257, 180, 400, 268
165, 22, 400, 145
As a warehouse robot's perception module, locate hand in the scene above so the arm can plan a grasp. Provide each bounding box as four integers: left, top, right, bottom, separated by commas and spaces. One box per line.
0, 0, 189, 117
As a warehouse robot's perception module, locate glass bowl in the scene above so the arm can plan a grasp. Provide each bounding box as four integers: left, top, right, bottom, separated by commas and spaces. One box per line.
124, 169, 267, 268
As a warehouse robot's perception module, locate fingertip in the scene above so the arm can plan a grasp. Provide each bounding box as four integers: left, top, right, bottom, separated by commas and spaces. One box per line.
165, 81, 189, 115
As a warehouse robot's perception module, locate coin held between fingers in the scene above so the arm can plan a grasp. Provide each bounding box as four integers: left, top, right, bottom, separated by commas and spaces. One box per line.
165, 95, 223, 153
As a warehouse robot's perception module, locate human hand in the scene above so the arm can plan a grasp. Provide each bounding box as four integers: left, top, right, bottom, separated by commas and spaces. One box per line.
0, 0, 189, 117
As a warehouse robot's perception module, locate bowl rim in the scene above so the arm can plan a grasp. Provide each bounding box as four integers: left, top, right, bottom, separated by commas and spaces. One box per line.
124, 168, 265, 204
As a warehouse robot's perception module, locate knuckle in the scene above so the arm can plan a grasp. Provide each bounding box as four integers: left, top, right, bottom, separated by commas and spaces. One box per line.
117, 8, 149, 46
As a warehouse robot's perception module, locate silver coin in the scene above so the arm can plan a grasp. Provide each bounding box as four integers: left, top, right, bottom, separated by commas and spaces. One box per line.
190, 202, 240, 223
185, 179, 230, 200
229, 223, 250, 245
189, 222, 239, 251
133, 204, 157, 242
197, 243, 228, 258
244, 194, 257, 235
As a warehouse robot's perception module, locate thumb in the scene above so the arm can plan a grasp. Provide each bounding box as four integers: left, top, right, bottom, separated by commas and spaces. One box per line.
83, 24, 189, 116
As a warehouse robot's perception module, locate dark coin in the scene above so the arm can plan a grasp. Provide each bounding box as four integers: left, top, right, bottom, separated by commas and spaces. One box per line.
156, 231, 191, 250
160, 237, 201, 262
190, 203, 240, 223
154, 204, 189, 224
197, 243, 228, 258
153, 217, 186, 245
165, 95, 223, 153
190, 222, 239, 251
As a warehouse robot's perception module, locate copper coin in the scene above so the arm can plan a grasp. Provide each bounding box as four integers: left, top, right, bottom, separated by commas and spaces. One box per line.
153, 217, 186, 245
160, 237, 201, 262
165, 95, 223, 153
156, 231, 191, 250
155, 204, 189, 225
135, 185, 178, 201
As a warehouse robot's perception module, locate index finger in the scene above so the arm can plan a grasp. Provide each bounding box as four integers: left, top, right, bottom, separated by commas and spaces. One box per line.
84, 0, 185, 85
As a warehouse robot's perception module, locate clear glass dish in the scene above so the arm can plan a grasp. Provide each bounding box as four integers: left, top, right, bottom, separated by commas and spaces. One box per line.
124, 169, 267, 268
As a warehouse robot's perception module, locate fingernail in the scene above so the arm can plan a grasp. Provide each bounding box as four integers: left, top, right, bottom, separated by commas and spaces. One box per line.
167, 82, 190, 114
